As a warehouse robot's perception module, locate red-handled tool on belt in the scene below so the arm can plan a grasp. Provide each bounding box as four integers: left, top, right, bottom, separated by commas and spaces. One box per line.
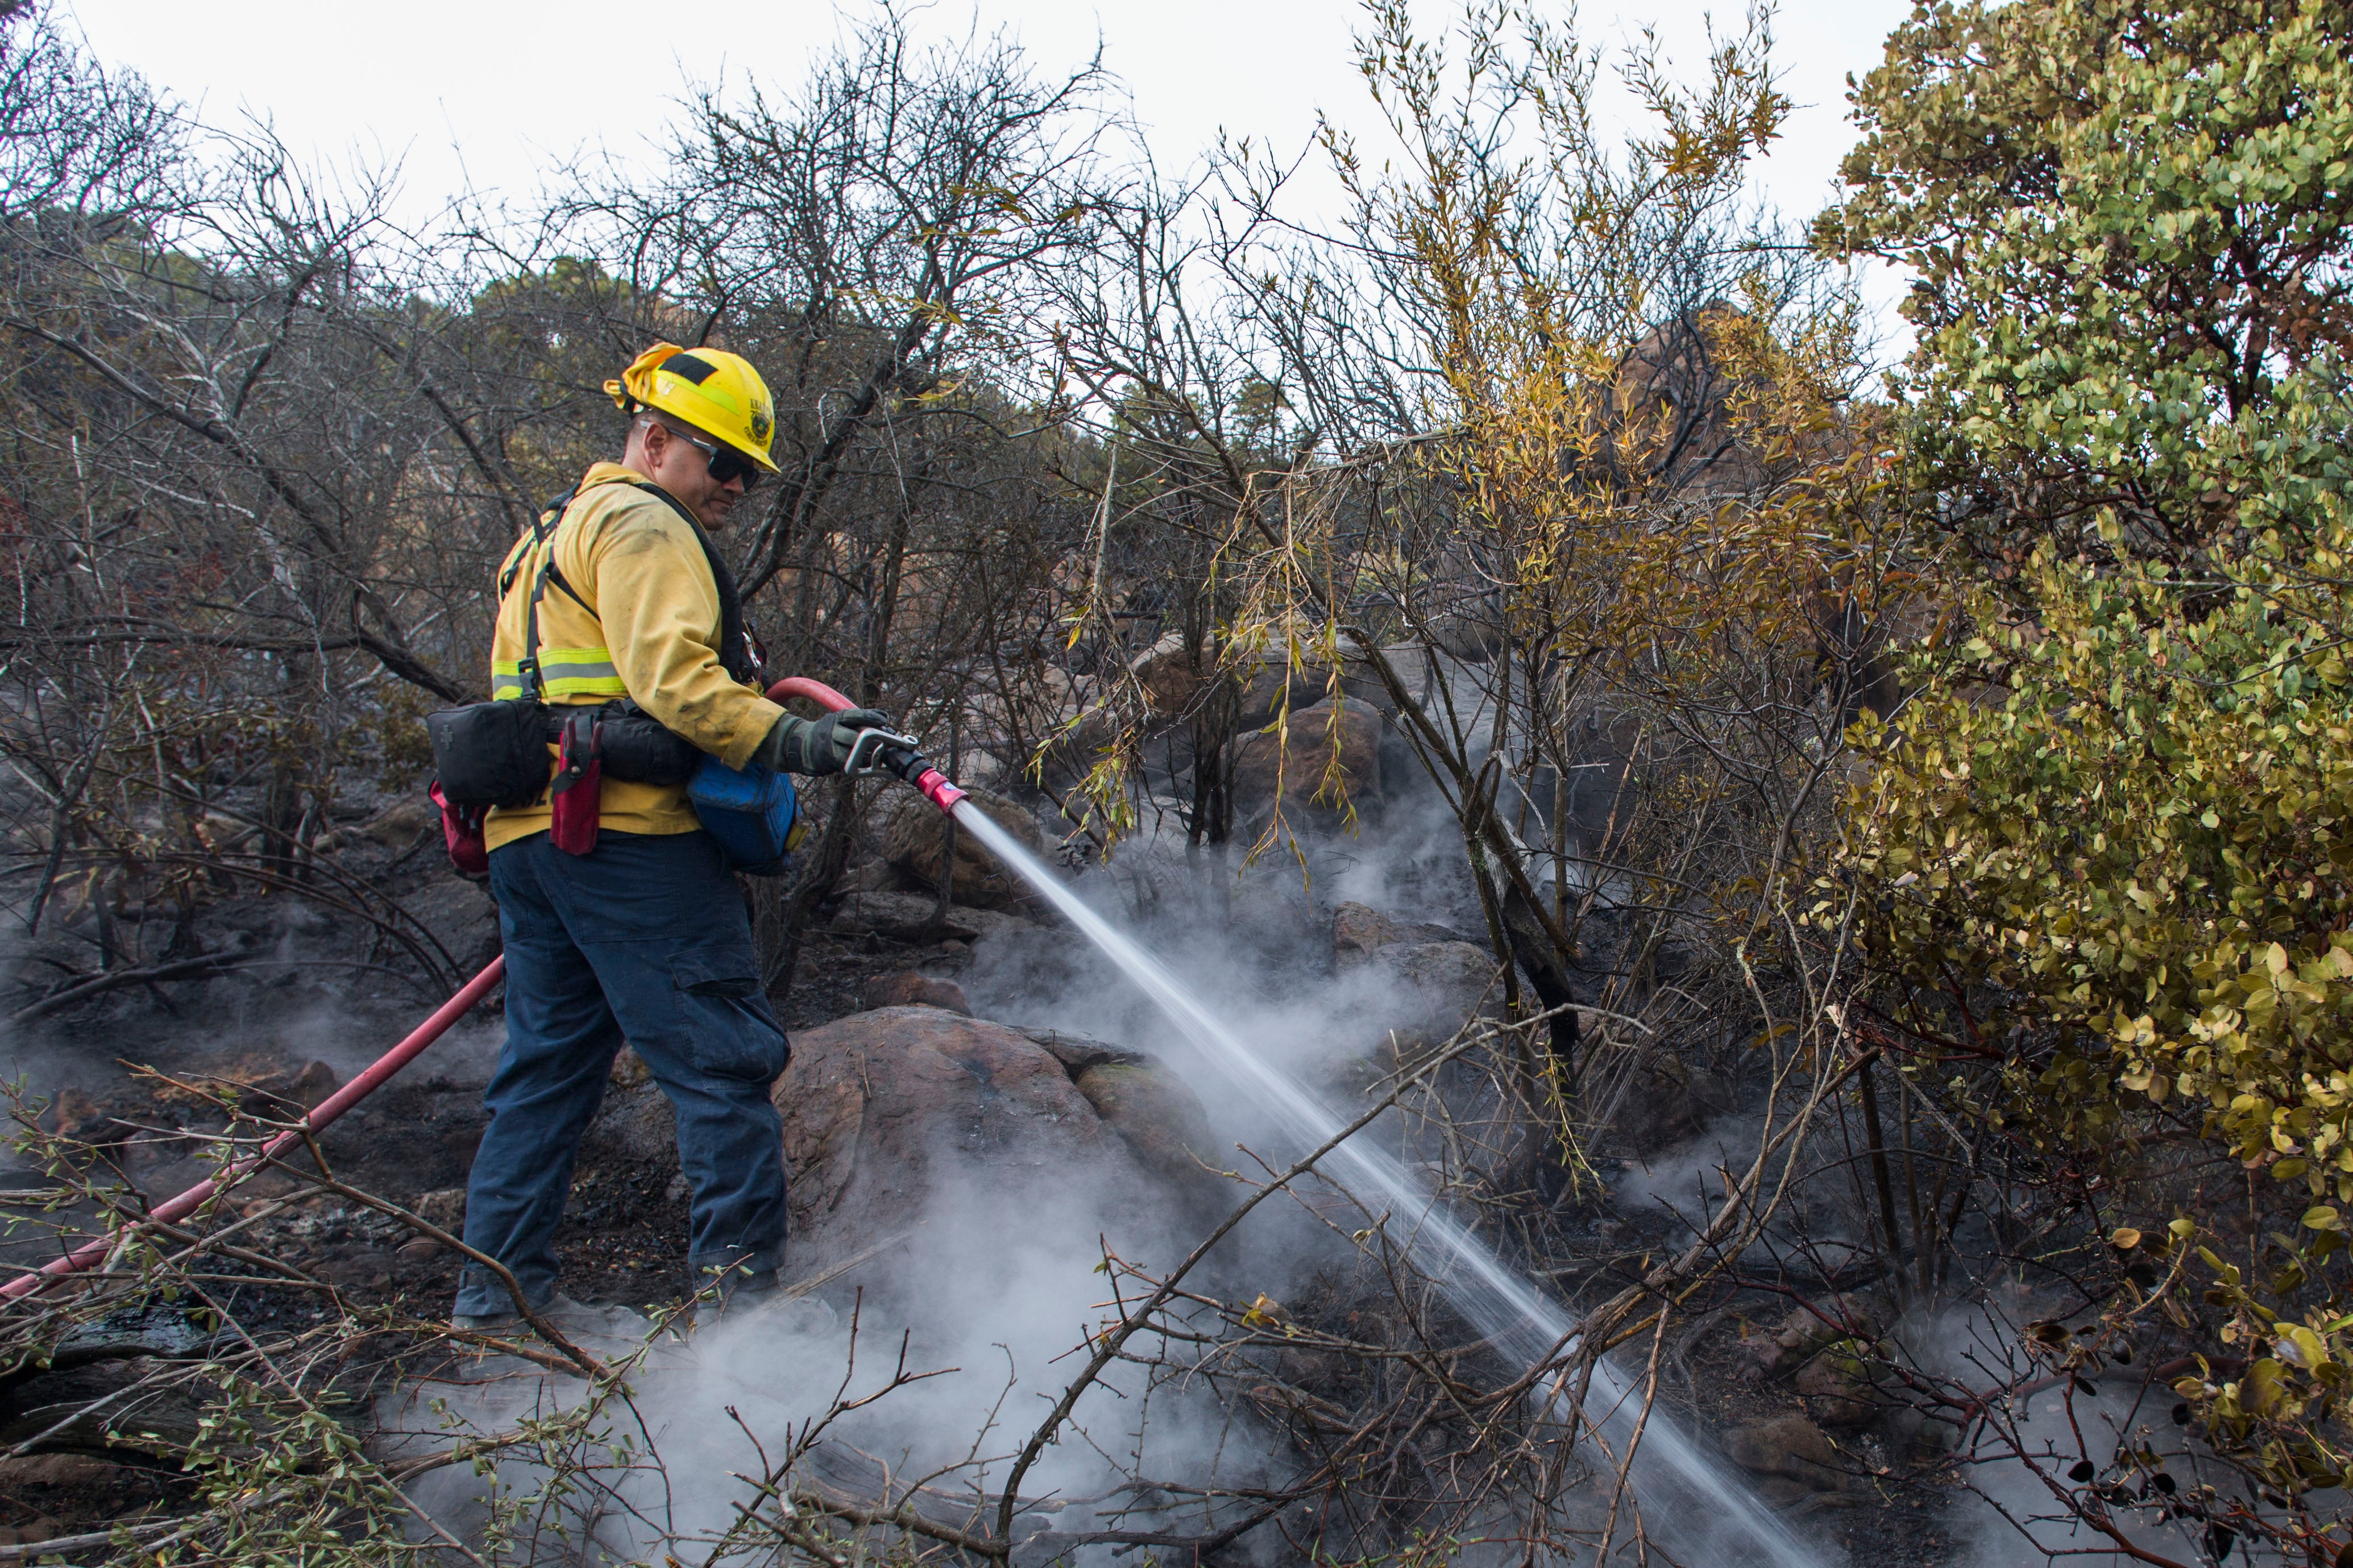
2, 678, 970, 1303
548, 709, 603, 855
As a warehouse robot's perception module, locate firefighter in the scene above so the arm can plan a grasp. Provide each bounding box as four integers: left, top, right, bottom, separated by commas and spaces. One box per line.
451, 343, 891, 1331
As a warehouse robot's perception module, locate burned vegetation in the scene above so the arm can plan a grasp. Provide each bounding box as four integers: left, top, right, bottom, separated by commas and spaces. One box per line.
6, 1, 2353, 1566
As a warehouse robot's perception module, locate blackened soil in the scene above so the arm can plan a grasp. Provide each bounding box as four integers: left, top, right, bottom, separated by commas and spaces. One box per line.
0, 884, 986, 1555
0, 1451, 199, 1551
3, 919, 966, 1313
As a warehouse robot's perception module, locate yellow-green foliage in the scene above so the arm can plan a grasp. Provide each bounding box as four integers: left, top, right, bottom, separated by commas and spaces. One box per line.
1820, 0, 2353, 562
1844, 557, 2353, 1183
1821, 0, 2353, 1505
1821, 0, 2353, 1171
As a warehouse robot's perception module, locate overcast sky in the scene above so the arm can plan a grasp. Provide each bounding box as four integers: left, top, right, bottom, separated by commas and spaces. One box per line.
69, 0, 1915, 342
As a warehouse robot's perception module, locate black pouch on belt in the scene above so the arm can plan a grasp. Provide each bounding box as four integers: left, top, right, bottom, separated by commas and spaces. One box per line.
589, 699, 701, 785
427, 698, 553, 810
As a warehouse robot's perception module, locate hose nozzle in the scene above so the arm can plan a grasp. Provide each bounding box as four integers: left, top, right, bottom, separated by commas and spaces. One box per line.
840, 727, 920, 779
895, 750, 968, 814
764, 676, 968, 817
878, 743, 929, 781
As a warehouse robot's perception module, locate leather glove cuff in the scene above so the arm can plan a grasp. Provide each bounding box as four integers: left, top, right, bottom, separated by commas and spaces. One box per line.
754, 714, 811, 775
757, 709, 892, 776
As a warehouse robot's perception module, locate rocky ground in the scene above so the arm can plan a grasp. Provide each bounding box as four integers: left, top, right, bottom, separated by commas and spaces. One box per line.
0, 787, 1990, 1562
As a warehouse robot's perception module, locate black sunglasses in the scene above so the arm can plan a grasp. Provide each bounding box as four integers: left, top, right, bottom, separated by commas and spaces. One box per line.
662, 422, 762, 490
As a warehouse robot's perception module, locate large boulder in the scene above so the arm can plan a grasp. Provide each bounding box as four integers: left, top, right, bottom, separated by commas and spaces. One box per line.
1795, 1340, 1886, 1429
877, 788, 1045, 909
1331, 903, 1468, 971
775, 1010, 1192, 1272
1230, 697, 1382, 823
1232, 657, 1326, 732
1359, 940, 1504, 1043
1069, 1061, 1213, 1186
1022, 1029, 1221, 1201
1331, 903, 1399, 970
1131, 632, 1210, 718
583, 1013, 1222, 1274
1719, 1414, 1849, 1498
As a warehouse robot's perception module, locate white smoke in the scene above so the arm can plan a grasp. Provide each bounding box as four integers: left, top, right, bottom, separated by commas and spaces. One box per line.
380, 1117, 1290, 1565
368, 802, 1528, 1565
1883, 1293, 2273, 1567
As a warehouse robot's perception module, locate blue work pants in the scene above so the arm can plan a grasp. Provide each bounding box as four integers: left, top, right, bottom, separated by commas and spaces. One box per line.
455, 829, 790, 1317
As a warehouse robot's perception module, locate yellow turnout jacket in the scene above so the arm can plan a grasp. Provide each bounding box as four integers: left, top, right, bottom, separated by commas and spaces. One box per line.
483, 463, 782, 851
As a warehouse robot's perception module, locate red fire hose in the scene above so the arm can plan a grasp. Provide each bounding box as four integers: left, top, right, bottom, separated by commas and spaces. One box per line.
1, 959, 510, 1300
2, 679, 959, 1302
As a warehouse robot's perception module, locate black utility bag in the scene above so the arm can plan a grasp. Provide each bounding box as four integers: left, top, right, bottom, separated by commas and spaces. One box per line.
428, 698, 553, 810
595, 699, 699, 784
430, 693, 700, 808
426, 490, 578, 811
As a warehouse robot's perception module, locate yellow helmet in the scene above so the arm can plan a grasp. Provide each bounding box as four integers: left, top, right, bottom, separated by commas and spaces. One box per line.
604, 343, 779, 474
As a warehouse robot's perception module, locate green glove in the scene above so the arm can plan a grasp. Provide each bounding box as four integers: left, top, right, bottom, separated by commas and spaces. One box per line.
757, 708, 894, 776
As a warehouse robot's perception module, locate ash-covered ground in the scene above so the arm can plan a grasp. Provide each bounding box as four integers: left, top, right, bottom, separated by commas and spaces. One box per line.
0, 785, 2068, 1567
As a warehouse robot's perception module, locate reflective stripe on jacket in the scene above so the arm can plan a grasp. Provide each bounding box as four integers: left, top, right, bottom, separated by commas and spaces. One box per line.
483, 462, 783, 851
491, 646, 628, 701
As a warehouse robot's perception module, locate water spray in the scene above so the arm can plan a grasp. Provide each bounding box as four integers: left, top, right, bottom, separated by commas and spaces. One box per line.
775, 680, 1826, 1567
3, 677, 1825, 1566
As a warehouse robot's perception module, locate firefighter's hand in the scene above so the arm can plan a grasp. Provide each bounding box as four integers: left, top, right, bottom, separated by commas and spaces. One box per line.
759, 709, 898, 776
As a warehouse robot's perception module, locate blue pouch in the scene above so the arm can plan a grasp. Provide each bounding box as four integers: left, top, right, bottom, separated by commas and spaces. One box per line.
687, 755, 803, 875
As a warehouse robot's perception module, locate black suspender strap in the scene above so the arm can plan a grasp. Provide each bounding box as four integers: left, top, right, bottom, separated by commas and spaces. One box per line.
507, 489, 574, 704
503, 477, 757, 703
517, 550, 554, 703
502, 489, 605, 704
622, 480, 761, 684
